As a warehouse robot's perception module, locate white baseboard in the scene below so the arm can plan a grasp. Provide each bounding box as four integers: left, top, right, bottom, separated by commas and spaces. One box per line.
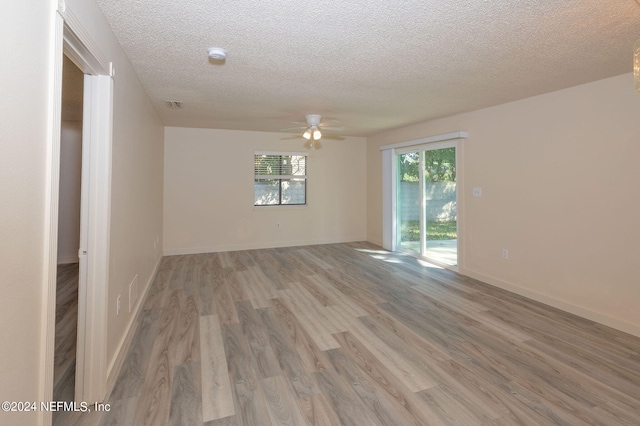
462, 268, 640, 339
366, 238, 383, 248
104, 254, 163, 401
163, 235, 368, 256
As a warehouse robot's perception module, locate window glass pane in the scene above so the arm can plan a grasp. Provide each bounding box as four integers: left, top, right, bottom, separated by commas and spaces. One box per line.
254, 153, 307, 206
254, 179, 280, 205
280, 178, 306, 205
255, 155, 281, 176
284, 155, 306, 176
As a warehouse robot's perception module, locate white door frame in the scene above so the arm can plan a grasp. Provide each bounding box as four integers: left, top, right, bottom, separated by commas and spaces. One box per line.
42, 6, 113, 424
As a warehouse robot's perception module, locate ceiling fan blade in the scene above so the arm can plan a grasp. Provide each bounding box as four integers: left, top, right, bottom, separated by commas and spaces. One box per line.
319, 125, 345, 132
319, 134, 346, 140
280, 126, 308, 132
319, 119, 341, 124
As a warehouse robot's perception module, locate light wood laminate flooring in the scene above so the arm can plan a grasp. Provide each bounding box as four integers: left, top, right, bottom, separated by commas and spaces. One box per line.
54, 263, 79, 400
65, 242, 640, 425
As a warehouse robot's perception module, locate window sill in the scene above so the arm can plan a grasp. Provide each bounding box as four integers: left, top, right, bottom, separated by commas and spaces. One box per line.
253, 204, 308, 211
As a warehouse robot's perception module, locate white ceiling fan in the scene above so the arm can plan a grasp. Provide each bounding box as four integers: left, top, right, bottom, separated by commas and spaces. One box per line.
282, 114, 345, 148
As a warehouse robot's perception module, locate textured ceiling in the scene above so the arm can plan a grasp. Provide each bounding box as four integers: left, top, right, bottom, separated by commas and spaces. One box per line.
94, 0, 640, 136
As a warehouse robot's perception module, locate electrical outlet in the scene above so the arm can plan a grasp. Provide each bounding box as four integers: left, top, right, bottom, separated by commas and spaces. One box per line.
276, 222, 281, 228
116, 294, 121, 315
473, 187, 482, 197
502, 249, 509, 259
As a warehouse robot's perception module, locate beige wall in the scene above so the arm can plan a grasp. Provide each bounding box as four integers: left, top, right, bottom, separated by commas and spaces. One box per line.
0, 1, 52, 423
164, 127, 367, 254
367, 73, 640, 337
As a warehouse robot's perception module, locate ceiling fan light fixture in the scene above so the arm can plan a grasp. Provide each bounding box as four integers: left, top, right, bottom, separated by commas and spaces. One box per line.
313, 128, 322, 140
303, 128, 312, 140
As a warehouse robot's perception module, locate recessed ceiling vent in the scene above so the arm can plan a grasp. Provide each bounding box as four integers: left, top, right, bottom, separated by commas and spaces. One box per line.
164, 100, 183, 109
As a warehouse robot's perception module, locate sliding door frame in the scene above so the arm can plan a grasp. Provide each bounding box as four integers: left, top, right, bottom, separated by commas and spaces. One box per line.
380, 132, 467, 271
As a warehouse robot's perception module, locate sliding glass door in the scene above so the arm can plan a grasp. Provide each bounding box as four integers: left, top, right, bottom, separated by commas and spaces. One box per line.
397, 151, 421, 253
396, 143, 457, 266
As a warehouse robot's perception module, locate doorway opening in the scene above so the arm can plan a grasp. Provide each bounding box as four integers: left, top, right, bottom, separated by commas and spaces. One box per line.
53, 55, 84, 409
396, 143, 458, 267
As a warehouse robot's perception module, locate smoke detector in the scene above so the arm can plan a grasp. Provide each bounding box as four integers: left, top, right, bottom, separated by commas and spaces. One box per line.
208, 47, 227, 61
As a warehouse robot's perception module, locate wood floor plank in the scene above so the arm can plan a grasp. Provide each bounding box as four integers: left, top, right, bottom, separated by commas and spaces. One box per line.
277, 288, 341, 351
132, 291, 182, 426
268, 298, 333, 373
174, 295, 201, 364
237, 266, 280, 309
168, 362, 202, 425
473, 310, 533, 343
214, 281, 240, 325
222, 322, 271, 426
417, 386, 489, 425
236, 300, 283, 379
365, 303, 452, 364
299, 274, 368, 317
53, 263, 79, 397
109, 308, 162, 401
295, 248, 335, 270
226, 271, 249, 302
326, 310, 436, 392
592, 399, 640, 426
200, 314, 235, 422
257, 306, 319, 398
313, 368, 383, 426
326, 345, 429, 426
499, 380, 591, 425
296, 393, 342, 426
260, 375, 309, 426
332, 331, 447, 426
198, 272, 217, 317
203, 415, 238, 426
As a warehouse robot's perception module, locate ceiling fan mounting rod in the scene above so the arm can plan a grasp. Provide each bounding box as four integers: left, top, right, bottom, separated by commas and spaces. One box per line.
305, 114, 321, 126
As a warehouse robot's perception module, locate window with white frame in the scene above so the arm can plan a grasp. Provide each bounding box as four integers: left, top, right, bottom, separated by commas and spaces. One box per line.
254, 152, 307, 206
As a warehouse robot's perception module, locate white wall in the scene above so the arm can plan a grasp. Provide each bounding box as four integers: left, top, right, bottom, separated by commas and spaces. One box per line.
0, 1, 52, 423
367, 73, 640, 337
164, 127, 367, 254
57, 121, 82, 264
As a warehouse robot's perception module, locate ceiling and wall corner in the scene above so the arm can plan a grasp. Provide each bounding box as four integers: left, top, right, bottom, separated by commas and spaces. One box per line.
94, 0, 640, 135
